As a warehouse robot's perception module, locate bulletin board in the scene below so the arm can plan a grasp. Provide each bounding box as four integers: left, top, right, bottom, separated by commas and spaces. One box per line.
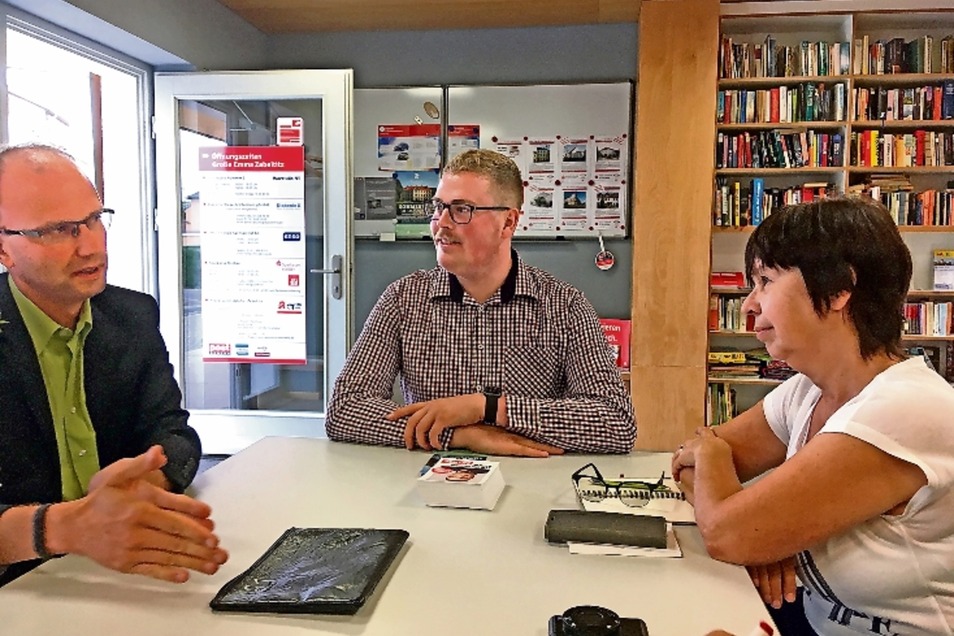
353, 82, 634, 239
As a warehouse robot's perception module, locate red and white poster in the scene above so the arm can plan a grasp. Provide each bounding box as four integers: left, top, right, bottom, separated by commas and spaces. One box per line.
276, 117, 303, 146
599, 318, 632, 369
198, 145, 307, 364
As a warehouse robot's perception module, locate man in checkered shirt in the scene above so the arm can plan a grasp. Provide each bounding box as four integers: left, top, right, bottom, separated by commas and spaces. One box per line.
327, 149, 635, 456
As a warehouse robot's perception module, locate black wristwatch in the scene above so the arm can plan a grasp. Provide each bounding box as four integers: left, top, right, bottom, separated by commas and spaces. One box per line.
483, 386, 502, 424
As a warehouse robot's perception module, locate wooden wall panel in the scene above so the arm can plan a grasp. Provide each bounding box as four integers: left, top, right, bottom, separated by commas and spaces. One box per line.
632, 0, 719, 450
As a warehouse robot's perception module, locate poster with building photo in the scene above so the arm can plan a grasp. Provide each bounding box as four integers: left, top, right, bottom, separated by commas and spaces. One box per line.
527, 138, 557, 175
560, 137, 590, 175
524, 177, 558, 232
393, 169, 440, 238
594, 135, 627, 174
593, 182, 626, 232
592, 171, 627, 231
559, 174, 589, 231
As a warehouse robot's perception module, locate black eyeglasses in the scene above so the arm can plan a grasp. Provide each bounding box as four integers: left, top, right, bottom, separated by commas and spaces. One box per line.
425, 199, 510, 225
0, 208, 114, 244
571, 463, 671, 508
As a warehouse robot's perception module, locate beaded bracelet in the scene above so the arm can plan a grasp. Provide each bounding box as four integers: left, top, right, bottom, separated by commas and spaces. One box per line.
32, 503, 54, 560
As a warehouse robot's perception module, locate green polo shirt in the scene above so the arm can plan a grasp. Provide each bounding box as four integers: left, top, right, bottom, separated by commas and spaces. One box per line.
9, 277, 100, 501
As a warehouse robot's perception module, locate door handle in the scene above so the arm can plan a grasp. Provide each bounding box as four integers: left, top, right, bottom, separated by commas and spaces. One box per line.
309, 254, 342, 299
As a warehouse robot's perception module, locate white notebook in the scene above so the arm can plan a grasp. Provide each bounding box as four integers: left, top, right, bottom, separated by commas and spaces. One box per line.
577, 477, 696, 525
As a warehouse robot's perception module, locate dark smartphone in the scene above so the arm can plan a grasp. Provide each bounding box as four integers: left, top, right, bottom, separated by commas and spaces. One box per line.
549, 605, 649, 636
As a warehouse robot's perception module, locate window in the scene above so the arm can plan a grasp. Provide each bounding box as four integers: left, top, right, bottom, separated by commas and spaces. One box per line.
2, 14, 154, 293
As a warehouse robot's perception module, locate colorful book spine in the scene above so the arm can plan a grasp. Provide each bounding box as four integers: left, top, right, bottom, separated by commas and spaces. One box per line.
751, 177, 764, 226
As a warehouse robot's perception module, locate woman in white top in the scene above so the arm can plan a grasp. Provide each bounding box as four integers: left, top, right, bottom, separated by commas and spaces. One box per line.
673, 197, 954, 636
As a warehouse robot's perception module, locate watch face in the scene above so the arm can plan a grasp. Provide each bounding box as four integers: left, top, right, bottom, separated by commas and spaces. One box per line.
484, 386, 502, 397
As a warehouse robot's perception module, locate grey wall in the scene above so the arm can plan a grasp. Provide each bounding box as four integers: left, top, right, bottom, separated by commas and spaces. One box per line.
271, 24, 639, 332
354, 237, 633, 336
268, 24, 637, 87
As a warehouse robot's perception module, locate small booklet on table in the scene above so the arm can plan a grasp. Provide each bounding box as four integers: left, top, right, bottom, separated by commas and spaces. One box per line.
416, 455, 505, 510
567, 525, 682, 558
577, 475, 696, 525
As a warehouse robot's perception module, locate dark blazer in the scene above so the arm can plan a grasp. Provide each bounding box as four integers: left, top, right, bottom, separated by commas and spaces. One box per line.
0, 273, 200, 584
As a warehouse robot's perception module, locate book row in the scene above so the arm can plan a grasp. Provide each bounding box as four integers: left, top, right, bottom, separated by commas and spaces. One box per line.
707, 383, 737, 426
854, 83, 954, 122
721, 34, 954, 81
845, 188, 954, 227
709, 294, 755, 332
903, 301, 953, 337
719, 36, 851, 79
854, 35, 946, 76
718, 83, 846, 124
716, 130, 845, 170
849, 130, 954, 168
907, 343, 954, 383
713, 180, 832, 227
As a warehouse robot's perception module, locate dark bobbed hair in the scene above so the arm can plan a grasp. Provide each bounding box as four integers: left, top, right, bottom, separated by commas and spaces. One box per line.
744, 196, 912, 359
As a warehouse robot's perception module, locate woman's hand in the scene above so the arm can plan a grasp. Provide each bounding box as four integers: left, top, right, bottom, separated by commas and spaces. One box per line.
672, 427, 732, 481
747, 556, 798, 609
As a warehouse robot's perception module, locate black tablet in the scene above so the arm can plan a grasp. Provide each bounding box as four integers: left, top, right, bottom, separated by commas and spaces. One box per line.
210, 527, 409, 615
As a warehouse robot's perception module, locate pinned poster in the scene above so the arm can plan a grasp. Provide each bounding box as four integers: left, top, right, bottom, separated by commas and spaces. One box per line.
524, 176, 557, 232
377, 124, 440, 172
527, 138, 557, 175
447, 124, 481, 161
559, 177, 589, 232
197, 146, 307, 365
276, 117, 304, 146
393, 169, 440, 238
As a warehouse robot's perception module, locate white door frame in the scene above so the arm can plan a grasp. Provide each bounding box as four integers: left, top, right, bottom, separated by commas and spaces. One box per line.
154, 70, 353, 454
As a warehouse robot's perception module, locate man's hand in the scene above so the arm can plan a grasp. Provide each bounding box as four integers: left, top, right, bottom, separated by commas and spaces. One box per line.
747, 556, 798, 609
47, 445, 228, 583
140, 469, 172, 491
389, 394, 484, 450
449, 425, 564, 457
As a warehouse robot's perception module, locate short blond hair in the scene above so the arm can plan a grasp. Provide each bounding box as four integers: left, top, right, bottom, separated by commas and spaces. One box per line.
443, 149, 523, 209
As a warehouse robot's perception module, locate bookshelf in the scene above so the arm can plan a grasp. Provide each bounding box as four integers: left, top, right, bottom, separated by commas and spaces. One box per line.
717, 11, 954, 232
711, 9, 954, 422
707, 282, 777, 424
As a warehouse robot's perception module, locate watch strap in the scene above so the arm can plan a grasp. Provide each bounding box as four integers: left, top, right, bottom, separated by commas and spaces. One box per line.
483, 389, 500, 424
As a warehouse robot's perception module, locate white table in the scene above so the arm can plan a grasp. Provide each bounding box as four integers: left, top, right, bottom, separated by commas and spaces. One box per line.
0, 437, 774, 635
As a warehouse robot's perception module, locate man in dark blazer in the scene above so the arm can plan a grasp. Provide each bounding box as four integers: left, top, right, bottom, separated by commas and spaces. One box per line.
0, 144, 228, 586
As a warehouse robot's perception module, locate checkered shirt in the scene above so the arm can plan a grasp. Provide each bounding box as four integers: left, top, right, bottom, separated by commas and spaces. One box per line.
326, 253, 636, 453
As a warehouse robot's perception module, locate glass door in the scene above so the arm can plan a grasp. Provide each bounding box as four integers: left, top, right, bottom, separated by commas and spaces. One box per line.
154, 70, 353, 454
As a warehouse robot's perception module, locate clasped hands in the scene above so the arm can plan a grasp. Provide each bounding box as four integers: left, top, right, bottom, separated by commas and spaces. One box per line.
671, 427, 732, 482
49, 445, 228, 583
672, 430, 796, 610
387, 394, 562, 457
